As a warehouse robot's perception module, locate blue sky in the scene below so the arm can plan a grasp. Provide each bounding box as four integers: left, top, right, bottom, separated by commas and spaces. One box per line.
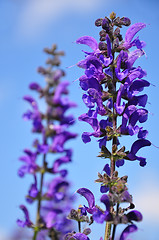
0, 0, 159, 239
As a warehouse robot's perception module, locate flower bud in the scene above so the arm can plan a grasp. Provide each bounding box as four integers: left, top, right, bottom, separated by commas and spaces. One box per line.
102, 18, 110, 32
98, 42, 107, 51
110, 12, 116, 20
113, 38, 119, 49
95, 18, 103, 27
120, 17, 131, 26
83, 228, 91, 235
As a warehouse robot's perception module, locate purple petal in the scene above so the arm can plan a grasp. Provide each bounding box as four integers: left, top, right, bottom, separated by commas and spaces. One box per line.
126, 210, 143, 222
77, 188, 95, 209
128, 95, 148, 107
138, 127, 148, 139
81, 132, 92, 143
129, 108, 148, 126
17, 205, 32, 227
103, 164, 110, 176
116, 159, 125, 167
100, 194, 110, 212
93, 208, 106, 223
100, 185, 109, 193
72, 233, 90, 240
82, 94, 95, 108
126, 49, 144, 69
125, 23, 146, 43
98, 136, 107, 148
29, 82, 41, 91
114, 84, 125, 114
127, 139, 151, 160
53, 81, 69, 104
23, 95, 38, 110
120, 224, 138, 240
76, 36, 98, 51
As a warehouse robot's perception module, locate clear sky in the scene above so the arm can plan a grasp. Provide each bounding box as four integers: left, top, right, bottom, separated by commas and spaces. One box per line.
0, 0, 159, 239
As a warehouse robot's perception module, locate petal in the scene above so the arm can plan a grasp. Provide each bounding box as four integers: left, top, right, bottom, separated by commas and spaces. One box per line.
126, 49, 144, 69
116, 159, 125, 167
100, 185, 109, 193
125, 23, 146, 43
76, 36, 98, 51
17, 205, 32, 227
81, 132, 92, 143
93, 208, 106, 223
23, 95, 38, 110
29, 82, 41, 91
128, 139, 151, 160
77, 188, 95, 209
103, 164, 110, 176
126, 210, 143, 222
100, 194, 110, 212
73, 233, 90, 240
120, 224, 138, 240
128, 95, 148, 107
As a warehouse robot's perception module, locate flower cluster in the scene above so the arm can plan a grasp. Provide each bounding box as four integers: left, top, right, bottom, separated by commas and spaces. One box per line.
66, 12, 151, 240
17, 44, 77, 239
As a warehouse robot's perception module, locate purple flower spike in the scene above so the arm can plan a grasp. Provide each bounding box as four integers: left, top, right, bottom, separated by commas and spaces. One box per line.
120, 224, 138, 240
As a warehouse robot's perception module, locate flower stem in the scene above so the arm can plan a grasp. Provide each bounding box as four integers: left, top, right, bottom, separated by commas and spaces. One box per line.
78, 221, 81, 233
104, 222, 111, 240
112, 203, 119, 240
33, 152, 47, 239
33, 229, 38, 240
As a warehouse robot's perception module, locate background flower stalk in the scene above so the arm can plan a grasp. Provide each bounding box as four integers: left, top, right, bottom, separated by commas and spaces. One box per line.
17, 44, 77, 240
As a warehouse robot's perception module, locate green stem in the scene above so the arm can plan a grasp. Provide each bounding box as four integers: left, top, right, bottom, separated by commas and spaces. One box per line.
33, 229, 38, 240
33, 153, 47, 240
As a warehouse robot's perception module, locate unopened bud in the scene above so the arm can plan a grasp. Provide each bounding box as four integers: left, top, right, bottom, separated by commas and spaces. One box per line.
95, 18, 103, 27
110, 12, 116, 20
120, 17, 131, 26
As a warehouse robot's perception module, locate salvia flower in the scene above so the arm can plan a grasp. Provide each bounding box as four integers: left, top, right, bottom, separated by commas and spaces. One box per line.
67, 12, 151, 240
17, 44, 77, 239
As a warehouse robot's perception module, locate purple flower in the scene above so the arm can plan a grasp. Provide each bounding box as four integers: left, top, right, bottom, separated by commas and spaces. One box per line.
122, 22, 146, 50
127, 139, 151, 166
23, 96, 43, 132
93, 195, 112, 223
51, 131, 77, 152
53, 81, 69, 104
65, 232, 90, 240
99, 35, 113, 67
120, 224, 138, 240
77, 188, 96, 214
46, 177, 69, 201
26, 175, 38, 203
18, 149, 38, 177
115, 51, 129, 81
17, 205, 32, 228
76, 35, 99, 55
